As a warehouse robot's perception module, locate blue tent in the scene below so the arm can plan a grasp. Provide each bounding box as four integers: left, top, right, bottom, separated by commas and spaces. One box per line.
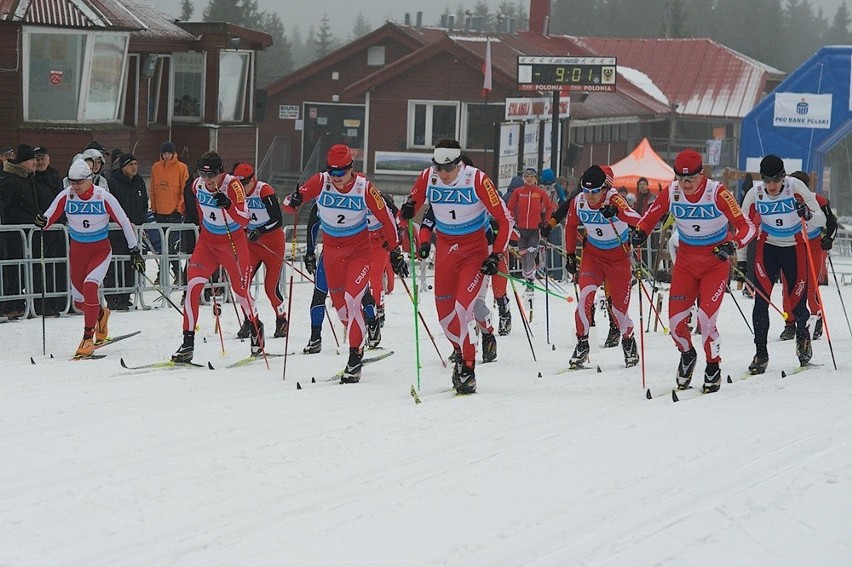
739, 46, 852, 212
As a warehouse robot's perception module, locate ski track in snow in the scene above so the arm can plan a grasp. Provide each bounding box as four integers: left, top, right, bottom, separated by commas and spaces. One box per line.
2, 274, 852, 566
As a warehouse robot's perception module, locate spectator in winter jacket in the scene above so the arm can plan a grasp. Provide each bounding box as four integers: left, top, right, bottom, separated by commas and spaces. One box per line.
104, 154, 148, 310
634, 177, 656, 215
502, 175, 524, 204
507, 167, 555, 281
150, 141, 189, 284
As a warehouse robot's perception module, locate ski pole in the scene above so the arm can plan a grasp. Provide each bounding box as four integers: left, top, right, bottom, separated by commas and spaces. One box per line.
408, 221, 422, 390
498, 270, 568, 301
800, 224, 837, 370
282, 210, 299, 380
730, 262, 788, 320
40, 228, 46, 356
510, 277, 537, 361
726, 284, 753, 334
140, 272, 184, 315
399, 272, 446, 369
827, 254, 852, 340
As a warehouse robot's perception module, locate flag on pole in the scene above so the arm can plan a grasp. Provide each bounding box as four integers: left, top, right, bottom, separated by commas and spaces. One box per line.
482, 37, 492, 99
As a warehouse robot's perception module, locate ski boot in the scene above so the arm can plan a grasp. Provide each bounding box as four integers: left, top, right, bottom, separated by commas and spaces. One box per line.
703, 361, 721, 393
377, 306, 385, 328
779, 322, 795, 341
95, 307, 110, 344
303, 327, 322, 354
448, 348, 461, 364
340, 348, 363, 383
237, 316, 252, 339
569, 336, 590, 368
74, 333, 95, 358
622, 335, 639, 368
451, 357, 462, 390
172, 331, 195, 363
366, 318, 382, 348
796, 328, 813, 366
812, 316, 823, 340
676, 346, 697, 389
748, 350, 769, 375
481, 332, 497, 363
250, 319, 264, 357
496, 296, 512, 336
456, 362, 476, 394
273, 316, 289, 338
604, 322, 620, 348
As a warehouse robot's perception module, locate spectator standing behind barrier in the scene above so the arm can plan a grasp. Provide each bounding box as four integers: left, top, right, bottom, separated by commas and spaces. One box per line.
507, 167, 554, 284
32, 146, 66, 316
634, 177, 656, 215
0, 144, 39, 319
150, 141, 189, 285
104, 154, 149, 310
0, 146, 14, 184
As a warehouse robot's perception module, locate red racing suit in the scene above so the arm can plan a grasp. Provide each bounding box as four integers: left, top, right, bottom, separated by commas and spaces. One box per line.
245, 179, 286, 318
405, 164, 513, 367
285, 171, 398, 349
637, 178, 755, 364
564, 190, 640, 339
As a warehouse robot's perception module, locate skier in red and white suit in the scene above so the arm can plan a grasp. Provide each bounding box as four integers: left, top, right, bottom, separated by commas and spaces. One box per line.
564, 165, 642, 369
283, 144, 404, 383
171, 151, 261, 363
235, 162, 288, 339
399, 139, 513, 395
364, 191, 399, 341
37, 159, 145, 358
633, 149, 755, 393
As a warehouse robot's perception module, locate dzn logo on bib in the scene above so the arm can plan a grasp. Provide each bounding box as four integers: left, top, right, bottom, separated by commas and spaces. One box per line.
756, 199, 795, 215
671, 203, 719, 219
427, 186, 476, 204
318, 192, 364, 211
578, 209, 605, 225
67, 201, 106, 215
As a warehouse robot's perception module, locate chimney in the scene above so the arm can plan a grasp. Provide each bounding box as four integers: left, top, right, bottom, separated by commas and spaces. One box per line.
440, 14, 447, 27
448, 14, 455, 32
416, 11, 422, 30
509, 17, 516, 34
404, 13, 410, 26
529, 0, 550, 35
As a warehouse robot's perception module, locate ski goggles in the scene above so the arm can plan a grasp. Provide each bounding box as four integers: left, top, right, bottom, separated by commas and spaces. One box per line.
761, 173, 785, 183
581, 184, 605, 194
434, 162, 459, 173
198, 170, 220, 179
327, 166, 351, 178
675, 173, 701, 183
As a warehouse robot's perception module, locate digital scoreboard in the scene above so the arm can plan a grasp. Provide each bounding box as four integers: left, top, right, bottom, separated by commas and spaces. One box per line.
517, 56, 617, 92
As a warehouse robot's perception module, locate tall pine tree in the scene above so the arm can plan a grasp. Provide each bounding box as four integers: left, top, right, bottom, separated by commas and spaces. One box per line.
314, 14, 335, 58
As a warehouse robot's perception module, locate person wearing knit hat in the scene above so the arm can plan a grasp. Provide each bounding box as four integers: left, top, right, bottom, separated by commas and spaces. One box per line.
35, 159, 144, 358
150, 139, 189, 287
632, 148, 756, 394
234, 162, 290, 340
563, 164, 643, 369
737, 155, 826, 375
170, 150, 262, 364
507, 166, 555, 292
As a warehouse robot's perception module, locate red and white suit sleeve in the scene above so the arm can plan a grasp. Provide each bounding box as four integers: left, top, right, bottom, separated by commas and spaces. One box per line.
282, 172, 324, 213
42, 191, 69, 228
563, 199, 581, 252
474, 170, 513, 253
714, 186, 755, 249
104, 191, 140, 249
365, 183, 399, 249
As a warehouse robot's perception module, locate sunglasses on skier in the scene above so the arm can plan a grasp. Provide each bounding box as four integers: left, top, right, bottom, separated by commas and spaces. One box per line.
581, 184, 604, 194
675, 173, 701, 184
761, 174, 785, 184
327, 166, 351, 178
434, 162, 459, 173
198, 170, 220, 179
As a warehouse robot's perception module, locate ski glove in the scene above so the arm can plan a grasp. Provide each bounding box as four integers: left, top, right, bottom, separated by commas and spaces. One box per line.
821, 235, 834, 251
303, 251, 317, 275
565, 253, 577, 275
213, 191, 231, 209
713, 241, 737, 261
600, 204, 618, 219
390, 248, 409, 277
418, 241, 431, 260
734, 261, 748, 282
129, 248, 146, 274
399, 198, 416, 221
287, 191, 303, 208
630, 229, 647, 247
480, 252, 503, 276
796, 200, 813, 220
34, 213, 47, 228
247, 229, 262, 242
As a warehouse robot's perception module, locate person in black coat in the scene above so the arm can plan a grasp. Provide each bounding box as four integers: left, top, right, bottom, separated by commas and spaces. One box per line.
32, 146, 67, 315
104, 153, 149, 310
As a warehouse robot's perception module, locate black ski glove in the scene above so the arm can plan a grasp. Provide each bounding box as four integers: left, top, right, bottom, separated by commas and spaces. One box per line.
821, 235, 834, 250
390, 248, 409, 277
480, 252, 503, 276
400, 198, 416, 221
288, 191, 303, 208
565, 253, 577, 275
34, 213, 47, 228
418, 241, 431, 260
247, 229, 262, 242
734, 261, 747, 282
129, 247, 146, 274
796, 200, 812, 220
303, 251, 317, 275
600, 204, 618, 219
213, 191, 231, 209
713, 241, 737, 261
631, 229, 647, 247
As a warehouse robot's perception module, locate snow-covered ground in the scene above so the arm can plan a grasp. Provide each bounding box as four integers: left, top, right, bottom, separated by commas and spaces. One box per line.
2, 265, 852, 566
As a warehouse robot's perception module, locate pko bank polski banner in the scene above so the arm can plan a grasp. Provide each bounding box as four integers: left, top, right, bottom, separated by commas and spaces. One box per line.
773, 93, 832, 129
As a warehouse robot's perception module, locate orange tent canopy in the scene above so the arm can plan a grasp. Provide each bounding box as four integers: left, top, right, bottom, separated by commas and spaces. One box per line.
610, 138, 674, 193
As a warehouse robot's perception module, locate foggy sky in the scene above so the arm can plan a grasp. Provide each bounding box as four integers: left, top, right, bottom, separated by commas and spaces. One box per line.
147, 0, 848, 38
